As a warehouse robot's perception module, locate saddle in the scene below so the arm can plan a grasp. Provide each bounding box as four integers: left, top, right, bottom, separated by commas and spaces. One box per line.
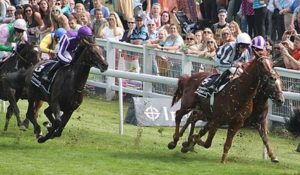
31, 60, 58, 94
195, 74, 230, 98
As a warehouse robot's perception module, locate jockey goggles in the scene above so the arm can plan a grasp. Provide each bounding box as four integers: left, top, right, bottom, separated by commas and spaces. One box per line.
14, 28, 25, 33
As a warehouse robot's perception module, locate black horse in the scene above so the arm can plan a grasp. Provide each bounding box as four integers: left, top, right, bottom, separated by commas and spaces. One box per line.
0, 42, 40, 131
25, 38, 108, 143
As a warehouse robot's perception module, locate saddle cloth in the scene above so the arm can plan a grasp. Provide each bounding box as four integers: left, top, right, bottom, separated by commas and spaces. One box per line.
195, 74, 229, 98
31, 60, 57, 94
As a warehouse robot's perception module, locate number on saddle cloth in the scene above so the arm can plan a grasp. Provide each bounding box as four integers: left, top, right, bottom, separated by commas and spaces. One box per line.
31, 60, 57, 89
195, 74, 220, 98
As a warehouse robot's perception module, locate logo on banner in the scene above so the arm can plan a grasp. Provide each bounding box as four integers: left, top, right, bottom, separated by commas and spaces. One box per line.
144, 105, 160, 121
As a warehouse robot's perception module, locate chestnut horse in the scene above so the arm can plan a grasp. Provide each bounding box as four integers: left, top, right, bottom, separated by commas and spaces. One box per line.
24, 38, 108, 143
0, 42, 40, 131
168, 56, 285, 163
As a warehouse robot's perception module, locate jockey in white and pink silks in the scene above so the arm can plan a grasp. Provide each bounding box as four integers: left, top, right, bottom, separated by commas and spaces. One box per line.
0, 19, 28, 60
43, 26, 93, 81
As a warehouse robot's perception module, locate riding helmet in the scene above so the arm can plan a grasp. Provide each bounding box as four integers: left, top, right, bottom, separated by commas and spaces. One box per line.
236, 33, 251, 45
54, 28, 67, 39
78, 26, 93, 37
251, 36, 266, 50
14, 19, 27, 31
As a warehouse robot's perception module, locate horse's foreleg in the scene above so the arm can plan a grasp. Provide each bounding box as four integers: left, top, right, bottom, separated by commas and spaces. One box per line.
221, 125, 241, 164
198, 124, 218, 149
168, 109, 189, 149
4, 105, 14, 131
53, 111, 73, 138
258, 117, 279, 163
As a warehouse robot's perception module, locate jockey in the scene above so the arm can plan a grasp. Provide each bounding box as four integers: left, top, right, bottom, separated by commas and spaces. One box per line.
0, 19, 28, 60
39, 28, 67, 59
251, 35, 267, 57
43, 26, 93, 81
208, 32, 252, 93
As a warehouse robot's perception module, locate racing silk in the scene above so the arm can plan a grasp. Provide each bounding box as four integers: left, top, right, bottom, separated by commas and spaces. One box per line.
57, 31, 79, 64
214, 42, 252, 73
39, 33, 57, 53
0, 23, 28, 51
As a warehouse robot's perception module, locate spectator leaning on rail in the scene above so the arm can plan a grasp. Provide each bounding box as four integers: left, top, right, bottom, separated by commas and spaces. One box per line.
42, 26, 93, 82
39, 28, 67, 60
0, 19, 28, 61
279, 34, 300, 70
207, 33, 253, 93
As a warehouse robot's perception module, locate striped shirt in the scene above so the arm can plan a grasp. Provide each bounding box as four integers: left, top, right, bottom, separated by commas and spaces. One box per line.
215, 42, 252, 72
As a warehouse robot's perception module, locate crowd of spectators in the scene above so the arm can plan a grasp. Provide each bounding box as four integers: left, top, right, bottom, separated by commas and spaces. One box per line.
0, 0, 300, 76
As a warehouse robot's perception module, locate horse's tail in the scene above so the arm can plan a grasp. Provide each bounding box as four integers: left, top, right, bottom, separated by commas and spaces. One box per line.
171, 74, 190, 107
285, 108, 300, 136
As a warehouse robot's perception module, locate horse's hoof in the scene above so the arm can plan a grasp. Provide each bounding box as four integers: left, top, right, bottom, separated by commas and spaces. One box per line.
181, 147, 189, 153
168, 142, 176, 149
182, 141, 189, 148
271, 157, 279, 163
37, 136, 47, 143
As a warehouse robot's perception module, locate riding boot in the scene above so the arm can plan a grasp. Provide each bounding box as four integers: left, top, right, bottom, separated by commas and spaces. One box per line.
208, 70, 231, 93
49, 61, 64, 78
42, 61, 64, 82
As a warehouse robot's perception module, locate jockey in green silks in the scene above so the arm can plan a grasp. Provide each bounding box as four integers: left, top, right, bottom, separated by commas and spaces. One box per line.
0, 19, 28, 60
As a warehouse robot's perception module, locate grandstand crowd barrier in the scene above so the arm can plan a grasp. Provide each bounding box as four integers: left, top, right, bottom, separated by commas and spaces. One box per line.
87, 39, 300, 125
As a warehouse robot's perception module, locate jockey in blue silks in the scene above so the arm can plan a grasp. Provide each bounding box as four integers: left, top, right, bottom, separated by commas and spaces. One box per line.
43, 26, 93, 81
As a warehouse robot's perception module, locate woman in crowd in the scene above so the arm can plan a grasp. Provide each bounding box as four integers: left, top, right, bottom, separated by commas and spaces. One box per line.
23, 4, 45, 43
100, 12, 124, 41
229, 20, 241, 38
39, 0, 53, 38
219, 27, 235, 46
78, 12, 92, 27
51, 5, 70, 31
159, 10, 170, 32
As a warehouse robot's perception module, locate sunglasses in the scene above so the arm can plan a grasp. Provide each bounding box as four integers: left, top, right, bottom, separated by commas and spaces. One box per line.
52, 9, 60, 13
147, 24, 155, 26
15, 28, 24, 33
207, 41, 214, 44
239, 44, 249, 48
186, 38, 194, 40
55, 3, 61, 5
127, 22, 135, 24
203, 31, 211, 34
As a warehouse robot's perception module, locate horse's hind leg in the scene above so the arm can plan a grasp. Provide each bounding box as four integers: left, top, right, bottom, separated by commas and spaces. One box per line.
258, 117, 279, 163
22, 100, 44, 130
4, 105, 14, 131
26, 100, 42, 140
168, 109, 189, 149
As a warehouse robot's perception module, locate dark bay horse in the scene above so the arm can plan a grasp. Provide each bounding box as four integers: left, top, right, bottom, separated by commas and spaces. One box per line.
25, 38, 108, 143
168, 56, 285, 163
0, 42, 40, 131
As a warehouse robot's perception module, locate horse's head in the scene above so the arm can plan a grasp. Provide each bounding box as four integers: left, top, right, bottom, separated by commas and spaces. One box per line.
77, 38, 108, 72
256, 56, 284, 106
16, 41, 40, 67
